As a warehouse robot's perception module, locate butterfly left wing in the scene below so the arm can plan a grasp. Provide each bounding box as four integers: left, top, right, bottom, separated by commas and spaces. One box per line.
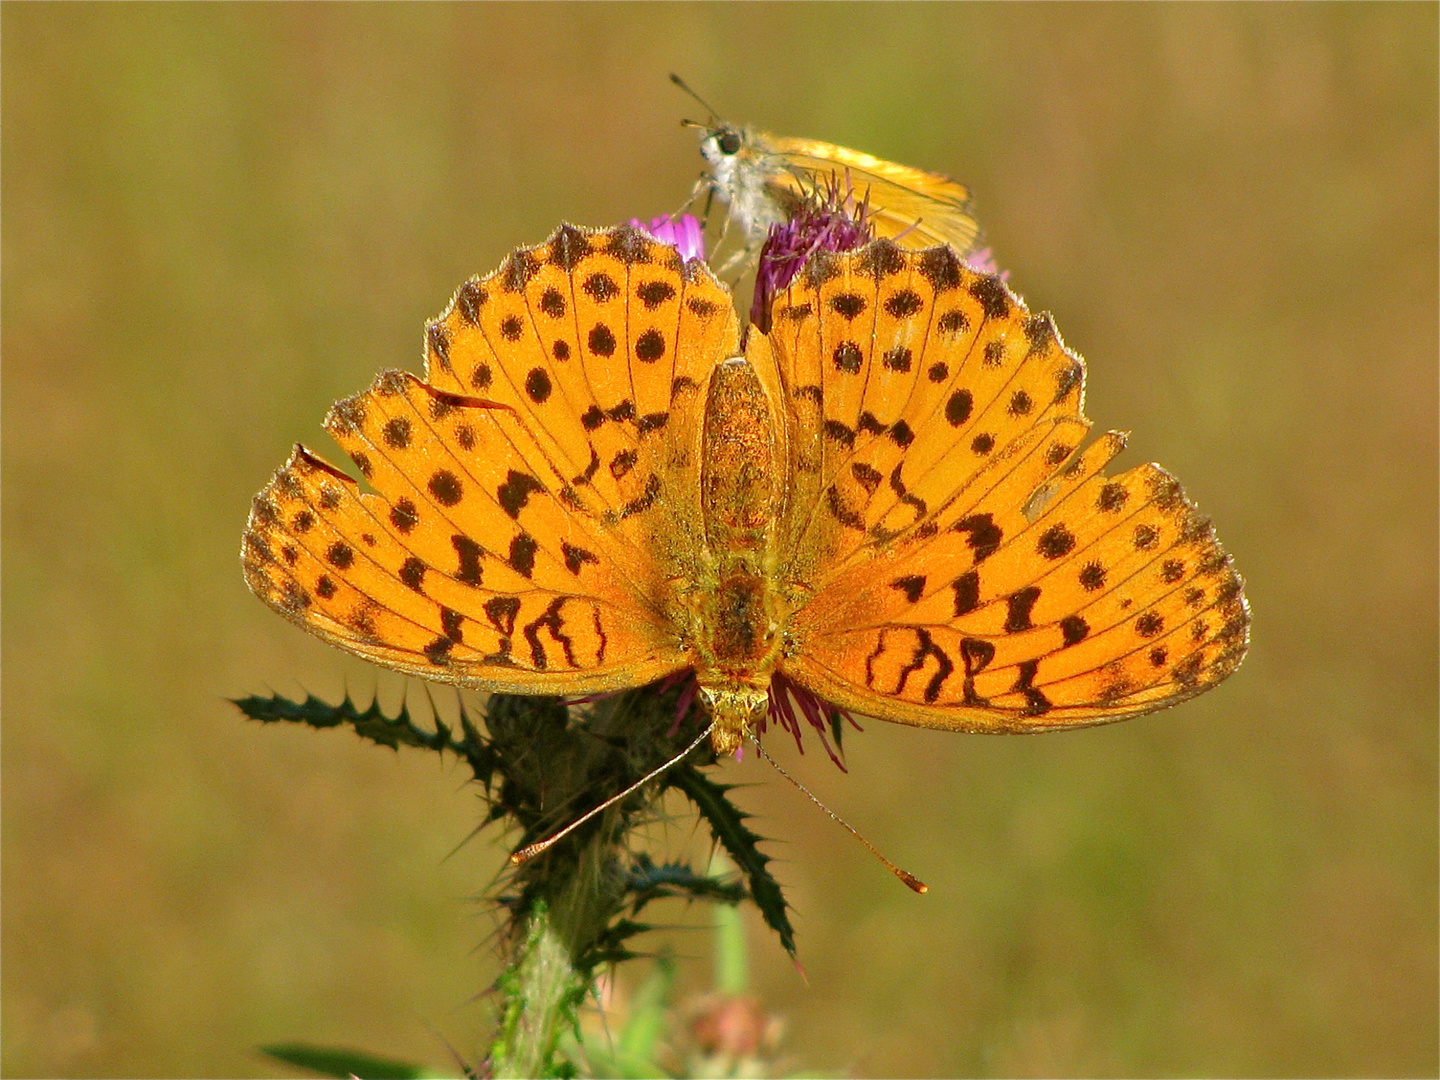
768, 240, 1249, 731
242, 224, 739, 694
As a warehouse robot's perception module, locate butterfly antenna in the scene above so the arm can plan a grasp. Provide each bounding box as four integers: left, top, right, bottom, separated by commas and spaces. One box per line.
670, 72, 720, 124
509, 722, 715, 865
747, 736, 928, 894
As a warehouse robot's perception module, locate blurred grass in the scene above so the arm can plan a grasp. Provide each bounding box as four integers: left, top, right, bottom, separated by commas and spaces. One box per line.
3, 4, 1435, 1077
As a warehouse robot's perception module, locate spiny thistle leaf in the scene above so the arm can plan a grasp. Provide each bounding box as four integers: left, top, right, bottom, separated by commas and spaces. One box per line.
666, 765, 797, 959
624, 854, 747, 915
581, 917, 655, 971
259, 1042, 439, 1079
231, 691, 495, 777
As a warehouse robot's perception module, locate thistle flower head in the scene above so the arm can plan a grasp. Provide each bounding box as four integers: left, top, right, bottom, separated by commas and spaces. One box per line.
750, 171, 876, 333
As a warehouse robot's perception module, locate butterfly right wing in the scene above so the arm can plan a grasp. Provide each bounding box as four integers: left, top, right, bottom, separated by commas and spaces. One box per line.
766, 240, 1248, 731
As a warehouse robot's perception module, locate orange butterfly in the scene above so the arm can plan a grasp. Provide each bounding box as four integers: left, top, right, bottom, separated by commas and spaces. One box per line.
243, 224, 1248, 758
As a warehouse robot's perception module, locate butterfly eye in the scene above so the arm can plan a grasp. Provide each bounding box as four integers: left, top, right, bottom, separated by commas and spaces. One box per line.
717, 129, 742, 155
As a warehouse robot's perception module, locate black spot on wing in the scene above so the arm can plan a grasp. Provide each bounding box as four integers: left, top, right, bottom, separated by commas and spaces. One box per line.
833, 342, 863, 373
427, 324, 451, 368
952, 571, 980, 616
851, 462, 882, 494
1012, 659, 1052, 716
429, 470, 462, 506
498, 470, 546, 519
1037, 524, 1076, 560
549, 225, 594, 270
561, 540, 599, 575
391, 498, 419, 534
589, 324, 617, 357
890, 575, 926, 603
1004, 586, 1041, 632
583, 272, 619, 302
825, 485, 865, 531
1060, 614, 1089, 646
508, 533, 538, 577
605, 226, 653, 265
399, 556, 427, 593
634, 329, 666, 362
452, 534, 483, 585
884, 290, 924, 318
823, 419, 856, 448
382, 416, 412, 450
918, 247, 963, 292
484, 595, 520, 635
883, 346, 912, 372
1023, 312, 1056, 355
502, 249, 541, 292
636, 280, 676, 309
969, 276, 1009, 319
456, 281, 484, 324
953, 513, 1002, 561
946, 389, 973, 426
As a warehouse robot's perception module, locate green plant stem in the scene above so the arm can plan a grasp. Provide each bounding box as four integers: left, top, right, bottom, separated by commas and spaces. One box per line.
491, 901, 586, 1079
486, 691, 680, 1077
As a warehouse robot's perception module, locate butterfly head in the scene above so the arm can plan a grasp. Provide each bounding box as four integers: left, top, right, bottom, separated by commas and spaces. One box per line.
694, 122, 757, 194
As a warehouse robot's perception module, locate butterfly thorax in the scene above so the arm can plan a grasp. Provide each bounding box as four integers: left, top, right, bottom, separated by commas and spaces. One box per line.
686, 353, 790, 754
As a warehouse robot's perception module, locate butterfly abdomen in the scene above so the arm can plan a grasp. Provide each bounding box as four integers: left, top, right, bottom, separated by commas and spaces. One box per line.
693, 353, 786, 669
688, 349, 790, 750
700, 356, 782, 550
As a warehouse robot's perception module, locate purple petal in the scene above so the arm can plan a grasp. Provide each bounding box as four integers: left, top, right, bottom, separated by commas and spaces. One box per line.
629, 214, 706, 262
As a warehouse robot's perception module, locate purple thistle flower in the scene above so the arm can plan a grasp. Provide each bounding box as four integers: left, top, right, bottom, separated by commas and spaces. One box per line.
963, 245, 1008, 281
630, 214, 706, 262
750, 171, 876, 334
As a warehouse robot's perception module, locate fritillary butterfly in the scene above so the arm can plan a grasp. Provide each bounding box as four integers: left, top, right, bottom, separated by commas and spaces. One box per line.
243, 224, 1248, 756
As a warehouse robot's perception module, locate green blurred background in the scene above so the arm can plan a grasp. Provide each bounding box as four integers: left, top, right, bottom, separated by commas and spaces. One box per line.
4, 4, 1436, 1076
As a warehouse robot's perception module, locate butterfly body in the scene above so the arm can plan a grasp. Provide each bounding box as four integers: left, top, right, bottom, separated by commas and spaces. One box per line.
698, 123, 984, 257
244, 224, 1248, 758
684, 351, 790, 753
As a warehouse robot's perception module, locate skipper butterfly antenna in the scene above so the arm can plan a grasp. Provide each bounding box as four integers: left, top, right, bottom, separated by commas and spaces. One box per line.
670, 73, 721, 125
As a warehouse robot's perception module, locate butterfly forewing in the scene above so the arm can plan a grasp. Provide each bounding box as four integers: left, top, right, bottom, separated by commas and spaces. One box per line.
765, 137, 982, 254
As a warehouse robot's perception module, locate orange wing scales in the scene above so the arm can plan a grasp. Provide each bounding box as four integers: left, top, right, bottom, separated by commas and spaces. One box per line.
244, 226, 1248, 737
771, 240, 1249, 731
